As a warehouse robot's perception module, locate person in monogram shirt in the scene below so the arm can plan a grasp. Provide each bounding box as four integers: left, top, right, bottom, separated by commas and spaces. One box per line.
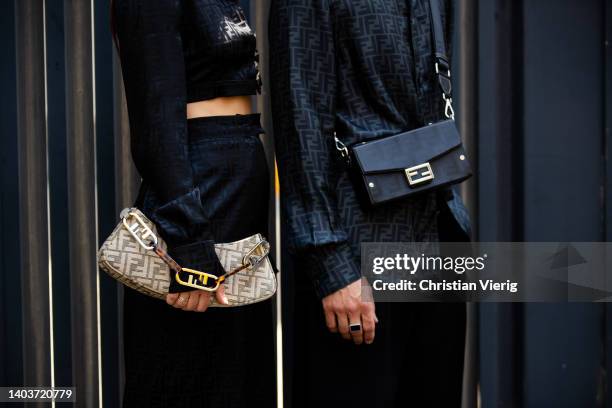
270, 0, 471, 406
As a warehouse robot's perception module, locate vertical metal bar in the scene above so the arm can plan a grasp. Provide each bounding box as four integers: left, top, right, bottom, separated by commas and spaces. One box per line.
46, 0, 75, 393
458, 1, 479, 406
602, 0, 611, 406
605, 0, 612, 251
253, 2, 284, 407
15, 0, 53, 402
112, 42, 138, 407
64, 0, 100, 406
459, 0, 479, 238
2, 0, 24, 389
477, 0, 524, 406
94, 0, 121, 406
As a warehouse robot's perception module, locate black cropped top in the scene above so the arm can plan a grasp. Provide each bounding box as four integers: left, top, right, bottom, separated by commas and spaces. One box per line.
114, 0, 260, 103
182, 0, 261, 101
112, 0, 261, 292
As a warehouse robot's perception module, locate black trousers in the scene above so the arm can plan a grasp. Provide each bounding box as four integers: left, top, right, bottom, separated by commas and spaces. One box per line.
288, 194, 468, 408
122, 114, 275, 408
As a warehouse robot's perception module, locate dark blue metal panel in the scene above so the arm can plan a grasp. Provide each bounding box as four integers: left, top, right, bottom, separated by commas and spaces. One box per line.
478, 0, 607, 406
522, 0, 604, 407
0, 0, 23, 390
524, 304, 603, 408
522, 0, 603, 242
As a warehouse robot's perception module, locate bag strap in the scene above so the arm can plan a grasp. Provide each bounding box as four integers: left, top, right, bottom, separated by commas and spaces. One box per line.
428, 0, 455, 120
334, 0, 455, 161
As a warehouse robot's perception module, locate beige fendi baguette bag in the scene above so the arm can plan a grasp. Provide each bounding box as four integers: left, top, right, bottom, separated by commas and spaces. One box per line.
97, 207, 277, 307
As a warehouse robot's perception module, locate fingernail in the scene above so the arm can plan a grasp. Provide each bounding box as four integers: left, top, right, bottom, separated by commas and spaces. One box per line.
222, 294, 229, 305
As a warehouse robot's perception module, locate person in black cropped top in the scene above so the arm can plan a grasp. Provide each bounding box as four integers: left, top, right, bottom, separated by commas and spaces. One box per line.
112, 1, 275, 406
113, 0, 261, 292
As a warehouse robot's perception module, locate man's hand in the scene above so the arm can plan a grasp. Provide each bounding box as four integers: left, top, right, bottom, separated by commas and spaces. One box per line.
166, 285, 228, 312
322, 278, 378, 345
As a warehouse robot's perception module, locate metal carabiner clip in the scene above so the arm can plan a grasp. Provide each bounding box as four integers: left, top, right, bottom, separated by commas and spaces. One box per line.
443, 95, 455, 120
122, 210, 159, 250
242, 239, 271, 269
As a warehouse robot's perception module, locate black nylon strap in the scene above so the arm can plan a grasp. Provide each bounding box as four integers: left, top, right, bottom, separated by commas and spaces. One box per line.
428, 0, 447, 61
428, 0, 453, 99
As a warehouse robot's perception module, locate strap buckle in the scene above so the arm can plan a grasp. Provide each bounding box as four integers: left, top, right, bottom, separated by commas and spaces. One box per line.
243, 239, 270, 269
122, 210, 158, 250
435, 59, 451, 79
175, 268, 222, 292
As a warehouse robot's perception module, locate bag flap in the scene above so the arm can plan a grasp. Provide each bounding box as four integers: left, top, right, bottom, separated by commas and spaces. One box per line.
352, 120, 461, 174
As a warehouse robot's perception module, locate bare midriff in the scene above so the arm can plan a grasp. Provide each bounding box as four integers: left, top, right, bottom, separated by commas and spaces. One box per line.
186, 95, 253, 119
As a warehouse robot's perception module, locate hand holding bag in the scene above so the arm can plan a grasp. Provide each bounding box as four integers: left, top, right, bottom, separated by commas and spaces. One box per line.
97, 207, 277, 307
334, 0, 472, 206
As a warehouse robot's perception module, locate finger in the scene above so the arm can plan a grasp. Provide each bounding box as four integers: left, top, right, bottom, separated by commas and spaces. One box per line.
215, 285, 229, 305
196, 292, 211, 312
166, 293, 179, 306
337, 313, 351, 341
173, 292, 190, 309
184, 291, 200, 311
348, 313, 364, 345
362, 316, 376, 345
324, 308, 337, 333
362, 304, 377, 344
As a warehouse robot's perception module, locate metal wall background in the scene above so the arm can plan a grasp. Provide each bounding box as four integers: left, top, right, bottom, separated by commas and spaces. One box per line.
476, 0, 609, 407
1, 1, 266, 407
1, 1, 610, 408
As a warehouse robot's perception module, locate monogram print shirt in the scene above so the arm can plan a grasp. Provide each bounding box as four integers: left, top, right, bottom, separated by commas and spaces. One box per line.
270, 0, 470, 298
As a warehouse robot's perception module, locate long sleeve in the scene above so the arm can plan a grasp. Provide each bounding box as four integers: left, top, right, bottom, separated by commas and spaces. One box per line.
269, 0, 361, 298
114, 0, 224, 292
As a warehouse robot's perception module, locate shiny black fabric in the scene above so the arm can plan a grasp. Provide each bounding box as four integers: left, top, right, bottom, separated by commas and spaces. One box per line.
124, 114, 275, 407
113, 0, 261, 291
269, 0, 472, 298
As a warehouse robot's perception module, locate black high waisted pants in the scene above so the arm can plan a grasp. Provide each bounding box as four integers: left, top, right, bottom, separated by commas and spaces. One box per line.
122, 113, 275, 408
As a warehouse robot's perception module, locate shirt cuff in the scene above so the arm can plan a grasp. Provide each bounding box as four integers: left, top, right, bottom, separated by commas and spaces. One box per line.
148, 186, 214, 247
302, 242, 362, 299
166, 240, 225, 293
145, 186, 222, 293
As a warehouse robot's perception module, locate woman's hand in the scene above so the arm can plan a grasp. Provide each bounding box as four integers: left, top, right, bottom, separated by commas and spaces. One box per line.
322, 278, 378, 345
166, 285, 228, 312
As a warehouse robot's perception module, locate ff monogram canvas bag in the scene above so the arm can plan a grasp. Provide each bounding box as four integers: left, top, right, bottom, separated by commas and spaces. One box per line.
97, 207, 277, 307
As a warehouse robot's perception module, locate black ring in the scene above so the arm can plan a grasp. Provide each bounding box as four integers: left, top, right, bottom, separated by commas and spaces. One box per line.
349, 323, 362, 333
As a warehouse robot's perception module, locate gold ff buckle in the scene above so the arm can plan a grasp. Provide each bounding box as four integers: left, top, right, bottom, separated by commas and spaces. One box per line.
405, 162, 434, 186
176, 268, 221, 292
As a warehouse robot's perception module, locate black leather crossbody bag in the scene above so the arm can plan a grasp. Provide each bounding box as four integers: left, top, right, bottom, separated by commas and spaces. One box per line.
334, 0, 472, 207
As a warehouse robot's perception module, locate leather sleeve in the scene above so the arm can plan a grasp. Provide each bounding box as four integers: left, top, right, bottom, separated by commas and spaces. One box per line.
114, 0, 224, 292
269, 0, 361, 299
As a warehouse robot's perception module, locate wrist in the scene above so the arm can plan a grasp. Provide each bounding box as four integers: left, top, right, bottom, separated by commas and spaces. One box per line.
303, 241, 361, 299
